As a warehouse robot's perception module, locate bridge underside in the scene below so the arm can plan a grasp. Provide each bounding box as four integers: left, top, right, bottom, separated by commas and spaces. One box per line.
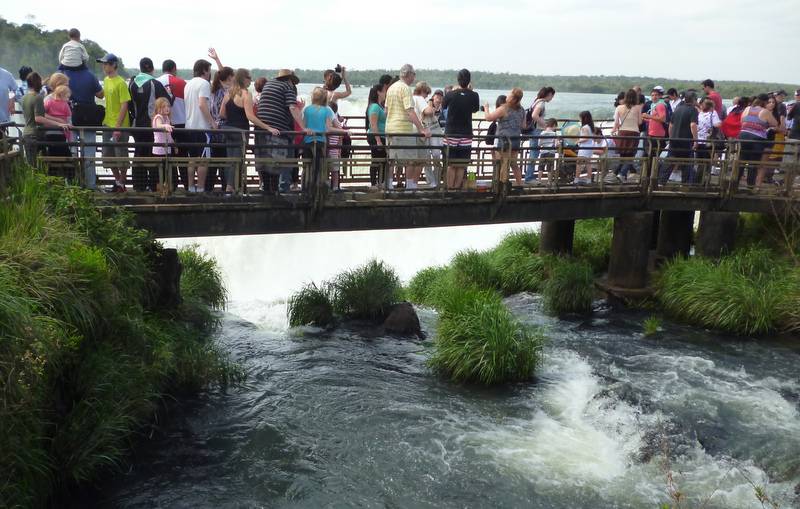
105, 189, 798, 238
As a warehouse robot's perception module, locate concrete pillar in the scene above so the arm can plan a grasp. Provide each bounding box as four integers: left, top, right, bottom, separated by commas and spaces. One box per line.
695, 211, 738, 258
656, 210, 695, 260
608, 212, 654, 289
540, 220, 575, 255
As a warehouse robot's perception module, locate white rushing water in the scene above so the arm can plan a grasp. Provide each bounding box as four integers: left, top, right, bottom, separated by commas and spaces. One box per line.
156, 224, 800, 508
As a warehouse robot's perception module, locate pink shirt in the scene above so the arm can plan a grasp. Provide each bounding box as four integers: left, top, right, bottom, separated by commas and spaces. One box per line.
151, 114, 174, 155
648, 102, 667, 137
45, 97, 71, 123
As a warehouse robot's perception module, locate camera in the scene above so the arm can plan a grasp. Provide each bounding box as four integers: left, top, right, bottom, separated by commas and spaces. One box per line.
335, 64, 342, 73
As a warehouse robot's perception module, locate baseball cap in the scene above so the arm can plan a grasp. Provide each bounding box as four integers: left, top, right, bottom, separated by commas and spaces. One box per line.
96, 53, 119, 64
652, 85, 665, 94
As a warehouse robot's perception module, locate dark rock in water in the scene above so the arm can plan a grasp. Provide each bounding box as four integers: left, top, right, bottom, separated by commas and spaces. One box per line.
382, 302, 424, 338
152, 247, 182, 309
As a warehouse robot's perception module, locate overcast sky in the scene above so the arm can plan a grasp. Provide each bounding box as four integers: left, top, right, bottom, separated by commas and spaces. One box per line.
4, 0, 798, 84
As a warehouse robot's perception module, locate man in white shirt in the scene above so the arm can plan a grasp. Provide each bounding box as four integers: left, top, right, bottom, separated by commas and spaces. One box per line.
183, 59, 216, 193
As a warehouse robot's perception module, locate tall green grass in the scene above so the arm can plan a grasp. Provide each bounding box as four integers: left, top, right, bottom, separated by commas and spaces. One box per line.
428, 291, 544, 385
543, 256, 595, 314
0, 163, 238, 507
287, 283, 334, 327
331, 259, 402, 321
573, 218, 613, 274
656, 247, 799, 335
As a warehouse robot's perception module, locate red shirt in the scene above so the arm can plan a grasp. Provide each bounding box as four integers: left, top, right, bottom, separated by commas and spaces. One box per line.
648, 102, 667, 137
707, 91, 723, 117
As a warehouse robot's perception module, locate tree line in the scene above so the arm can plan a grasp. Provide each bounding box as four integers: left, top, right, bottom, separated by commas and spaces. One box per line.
1, 17, 796, 99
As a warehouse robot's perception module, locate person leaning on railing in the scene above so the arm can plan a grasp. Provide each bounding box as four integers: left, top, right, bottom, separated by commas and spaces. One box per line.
784, 90, 800, 176
442, 69, 479, 190
21, 72, 64, 165
739, 93, 778, 187
611, 89, 643, 181
385, 64, 430, 190
663, 90, 699, 184
365, 84, 387, 189
302, 87, 347, 190
695, 98, 722, 182
483, 87, 527, 187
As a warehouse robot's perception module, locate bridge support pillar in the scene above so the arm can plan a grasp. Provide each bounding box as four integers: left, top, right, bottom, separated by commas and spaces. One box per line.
540, 220, 575, 255
608, 212, 654, 289
695, 211, 738, 258
656, 210, 695, 261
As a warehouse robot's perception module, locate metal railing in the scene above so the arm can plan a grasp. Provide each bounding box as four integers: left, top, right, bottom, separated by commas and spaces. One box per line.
2, 122, 799, 203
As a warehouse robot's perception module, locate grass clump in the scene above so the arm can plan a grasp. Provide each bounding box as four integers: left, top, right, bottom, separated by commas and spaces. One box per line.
656, 247, 796, 335
573, 218, 613, 274
331, 259, 402, 321
0, 163, 238, 507
288, 283, 334, 327
493, 247, 546, 294
405, 265, 451, 306
494, 229, 539, 255
643, 315, 662, 336
429, 292, 544, 385
543, 256, 595, 314
450, 249, 503, 290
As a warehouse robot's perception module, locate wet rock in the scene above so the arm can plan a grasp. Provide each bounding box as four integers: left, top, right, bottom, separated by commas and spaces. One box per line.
382, 302, 424, 338
153, 247, 182, 309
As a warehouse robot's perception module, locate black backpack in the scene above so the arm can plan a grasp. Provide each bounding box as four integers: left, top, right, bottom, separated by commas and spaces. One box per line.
485, 121, 497, 145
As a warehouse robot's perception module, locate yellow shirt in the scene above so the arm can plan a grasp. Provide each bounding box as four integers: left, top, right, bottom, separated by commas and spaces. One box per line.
385, 80, 414, 134
102, 75, 131, 128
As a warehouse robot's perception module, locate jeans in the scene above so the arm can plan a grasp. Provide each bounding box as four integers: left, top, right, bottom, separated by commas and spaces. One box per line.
523, 128, 542, 181
659, 142, 694, 184
255, 132, 292, 193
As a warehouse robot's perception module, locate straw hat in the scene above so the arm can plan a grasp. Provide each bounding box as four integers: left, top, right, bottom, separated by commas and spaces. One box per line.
275, 69, 300, 85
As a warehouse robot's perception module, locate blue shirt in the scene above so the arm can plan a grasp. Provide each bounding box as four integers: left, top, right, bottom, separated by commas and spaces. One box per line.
303, 105, 334, 143
367, 103, 386, 134
0, 67, 18, 123
64, 68, 102, 105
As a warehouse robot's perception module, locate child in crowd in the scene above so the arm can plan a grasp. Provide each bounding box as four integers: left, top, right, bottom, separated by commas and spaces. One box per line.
576, 110, 596, 184
152, 97, 175, 194
327, 102, 348, 190
58, 28, 90, 71
45, 85, 74, 144
302, 87, 347, 189
537, 118, 558, 183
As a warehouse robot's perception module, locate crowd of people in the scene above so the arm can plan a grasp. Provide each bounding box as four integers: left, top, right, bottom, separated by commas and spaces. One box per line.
1, 28, 799, 194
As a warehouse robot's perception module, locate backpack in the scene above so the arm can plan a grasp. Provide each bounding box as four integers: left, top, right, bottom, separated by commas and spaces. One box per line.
663, 101, 673, 126
485, 121, 497, 145
720, 110, 742, 139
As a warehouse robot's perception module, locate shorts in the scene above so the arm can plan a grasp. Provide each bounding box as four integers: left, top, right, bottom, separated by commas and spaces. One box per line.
255, 132, 291, 175
102, 130, 130, 166
739, 132, 767, 163
387, 135, 423, 162
497, 138, 521, 151
442, 138, 472, 166
186, 131, 211, 158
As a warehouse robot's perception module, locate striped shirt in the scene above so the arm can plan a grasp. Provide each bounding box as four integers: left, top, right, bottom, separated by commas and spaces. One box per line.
257, 80, 296, 133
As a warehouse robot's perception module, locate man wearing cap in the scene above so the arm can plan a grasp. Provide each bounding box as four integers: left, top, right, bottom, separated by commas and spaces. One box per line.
701, 79, 724, 117
97, 53, 130, 192
385, 63, 430, 190
642, 86, 668, 162
128, 57, 171, 191
64, 62, 104, 188
255, 69, 308, 194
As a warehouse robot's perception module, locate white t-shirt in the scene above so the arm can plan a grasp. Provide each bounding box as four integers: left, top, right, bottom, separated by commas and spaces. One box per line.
413, 95, 428, 133
184, 77, 212, 129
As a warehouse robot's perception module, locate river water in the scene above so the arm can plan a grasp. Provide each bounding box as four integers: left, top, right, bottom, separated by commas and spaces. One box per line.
84, 222, 800, 509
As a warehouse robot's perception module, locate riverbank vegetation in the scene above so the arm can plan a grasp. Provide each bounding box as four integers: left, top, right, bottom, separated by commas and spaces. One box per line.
0, 164, 237, 507
655, 213, 800, 336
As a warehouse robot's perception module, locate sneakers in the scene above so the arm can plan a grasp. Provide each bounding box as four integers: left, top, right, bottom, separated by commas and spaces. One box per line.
626, 173, 641, 183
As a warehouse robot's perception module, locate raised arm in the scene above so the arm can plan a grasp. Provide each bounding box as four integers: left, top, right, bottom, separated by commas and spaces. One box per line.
207, 48, 223, 70
331, 67, 352, 101
483, 103, 505, 122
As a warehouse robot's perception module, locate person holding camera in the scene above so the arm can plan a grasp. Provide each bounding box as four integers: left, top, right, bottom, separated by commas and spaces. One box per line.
324, 65, 352, 105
